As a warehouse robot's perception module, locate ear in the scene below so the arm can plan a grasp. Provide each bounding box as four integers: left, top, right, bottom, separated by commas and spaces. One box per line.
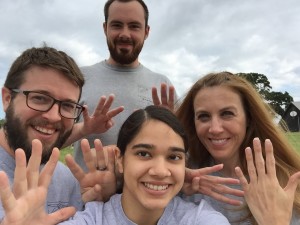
103, 22, 108, 36
144, 25, 150, 40
2, 87, 12, 112
115, 147, 124, 174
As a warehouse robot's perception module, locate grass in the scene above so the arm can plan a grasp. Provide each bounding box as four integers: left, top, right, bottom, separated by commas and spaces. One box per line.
59, 146, 73, 164
58, 132, 300, 163
286, 132, 300, 153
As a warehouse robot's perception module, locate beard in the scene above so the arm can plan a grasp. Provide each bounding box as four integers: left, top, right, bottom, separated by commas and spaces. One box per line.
3, 104, 72, 164
107, 37, 144, 65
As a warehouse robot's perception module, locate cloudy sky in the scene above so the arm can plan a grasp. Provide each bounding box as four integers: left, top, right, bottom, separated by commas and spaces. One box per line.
0, 0, 299, 119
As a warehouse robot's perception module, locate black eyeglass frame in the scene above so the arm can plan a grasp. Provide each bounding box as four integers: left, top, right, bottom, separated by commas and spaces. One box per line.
10, 88, 84, 119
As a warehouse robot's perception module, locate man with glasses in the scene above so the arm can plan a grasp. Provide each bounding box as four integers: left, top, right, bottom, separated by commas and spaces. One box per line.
0, 46, 121, 219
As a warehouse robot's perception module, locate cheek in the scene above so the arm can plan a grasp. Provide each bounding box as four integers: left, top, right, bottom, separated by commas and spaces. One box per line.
194, 121, 206, 139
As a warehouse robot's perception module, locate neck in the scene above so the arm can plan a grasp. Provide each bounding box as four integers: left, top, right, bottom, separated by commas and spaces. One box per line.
121, 191, 163, 225
214, 157, 241, 178
0, 129, 14, 157
106, 57, 140, 68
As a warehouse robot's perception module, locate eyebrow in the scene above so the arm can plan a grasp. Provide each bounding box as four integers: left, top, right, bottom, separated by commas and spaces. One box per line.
29, 90, 78, 103
131, 143, 186, 153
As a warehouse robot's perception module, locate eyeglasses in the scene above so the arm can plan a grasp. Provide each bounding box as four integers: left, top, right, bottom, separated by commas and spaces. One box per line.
10, 89, 84, 119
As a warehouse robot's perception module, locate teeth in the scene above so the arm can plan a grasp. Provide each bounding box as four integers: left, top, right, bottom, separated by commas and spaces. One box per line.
211, 139, 227, 144
144, 183, 168, 191
35, 126, 55, 135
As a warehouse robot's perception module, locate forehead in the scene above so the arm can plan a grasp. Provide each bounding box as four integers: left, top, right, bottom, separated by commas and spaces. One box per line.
20, 66, 80, 101
108, 1, 145, 25
194, 86, 244, 110
128, 120, 184, 149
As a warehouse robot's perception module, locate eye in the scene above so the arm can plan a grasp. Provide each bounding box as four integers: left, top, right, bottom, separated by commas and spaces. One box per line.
196, 113, 210, 122
110, 23, 122, 29
136, 151, 151, 158
221, 110, 235, 118
129, 24, 141, 30
61, 102, 76, 112
168, 153, 184, 161
29, 93, 52, 104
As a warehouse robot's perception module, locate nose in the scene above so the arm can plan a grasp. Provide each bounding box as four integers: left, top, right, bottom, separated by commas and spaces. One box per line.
119, 26, 130, 38
41, 103, 61, 122
148, 157, 171, 178
208, 117, 224, 134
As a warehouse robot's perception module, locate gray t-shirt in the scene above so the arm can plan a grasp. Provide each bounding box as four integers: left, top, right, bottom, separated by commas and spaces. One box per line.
0, 147, 83, 219
59, 194, 230, 225
74, 61, 175, 170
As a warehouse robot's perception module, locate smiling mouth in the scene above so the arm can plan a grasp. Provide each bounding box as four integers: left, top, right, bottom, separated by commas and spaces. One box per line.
34, 126, 56, 135
210, 138, 228, 145
143, 182, 169, 191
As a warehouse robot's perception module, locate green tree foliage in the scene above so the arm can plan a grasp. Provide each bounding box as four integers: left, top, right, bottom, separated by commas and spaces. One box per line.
236, 73, 294, 116
0, 119, 5, 128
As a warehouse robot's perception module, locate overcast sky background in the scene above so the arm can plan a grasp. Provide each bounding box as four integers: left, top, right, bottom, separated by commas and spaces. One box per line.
0, 0, 299, 119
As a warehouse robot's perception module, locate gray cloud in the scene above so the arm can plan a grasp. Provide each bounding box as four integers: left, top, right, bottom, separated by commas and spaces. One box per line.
0, 0, 299, 118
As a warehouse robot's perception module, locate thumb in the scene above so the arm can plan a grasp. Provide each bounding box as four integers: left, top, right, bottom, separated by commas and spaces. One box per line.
48, 207, 76, 224
284, 171, 300, 195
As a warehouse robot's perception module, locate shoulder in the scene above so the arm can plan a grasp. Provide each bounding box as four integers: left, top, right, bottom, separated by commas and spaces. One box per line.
167, 197, 229, 224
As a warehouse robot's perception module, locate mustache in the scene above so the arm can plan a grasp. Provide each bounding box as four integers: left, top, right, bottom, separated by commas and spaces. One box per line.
115, 38, 134, 45
29, 118, 62, 130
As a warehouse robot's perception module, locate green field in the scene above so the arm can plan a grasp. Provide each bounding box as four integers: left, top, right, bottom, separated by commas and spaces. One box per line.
286, 132, 300, 153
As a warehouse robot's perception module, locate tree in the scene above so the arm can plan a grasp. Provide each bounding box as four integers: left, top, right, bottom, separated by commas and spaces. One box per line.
236, 73, 294, 117
0, 119, 5, 128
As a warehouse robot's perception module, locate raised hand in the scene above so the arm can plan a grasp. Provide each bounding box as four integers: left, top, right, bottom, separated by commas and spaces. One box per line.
182, 164, 244, 206
0, 139, 75, 225
152, 83, 176, 112
235, 138, 300, 225
65, 139, 117, 203
65, 95, 124, 146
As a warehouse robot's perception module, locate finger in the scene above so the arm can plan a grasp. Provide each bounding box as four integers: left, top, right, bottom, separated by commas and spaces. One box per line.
160, 83, 168, 105
200, 175, 241, 186
206, 190, 243, 206
168, 85, 175, 111
106, 146, 116, 172
81, 139, 97, 172
82, 184, 102, 203
93, 96, 107, 116
285, 171, 300, 196
81, 105, 89, 121
0, 171, 17, 212
210, 183, 244, 197
235, 167, 249, 191
106, 106, 125, 119
265, 139, 276, 177
13, 149, 28, 198
94, 139, 106, 170
65, 154, 86, 183
253, 137, 266, 177
185, 164, 224, 182
101, 94, 115, 115
39, 148, 60, 187
27, 139, 43, 189
152, 87, 161, 105
48, 206, 76, 224
245, 146, 257, 182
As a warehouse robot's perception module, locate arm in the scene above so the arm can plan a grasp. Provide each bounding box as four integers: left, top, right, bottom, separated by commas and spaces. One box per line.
182, 164, 244, 206
0, 139, 75, 225
64, 94, 124, 147
152, 83, 176, 112
65, 139, 117, 203
235, 138, 300, 225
